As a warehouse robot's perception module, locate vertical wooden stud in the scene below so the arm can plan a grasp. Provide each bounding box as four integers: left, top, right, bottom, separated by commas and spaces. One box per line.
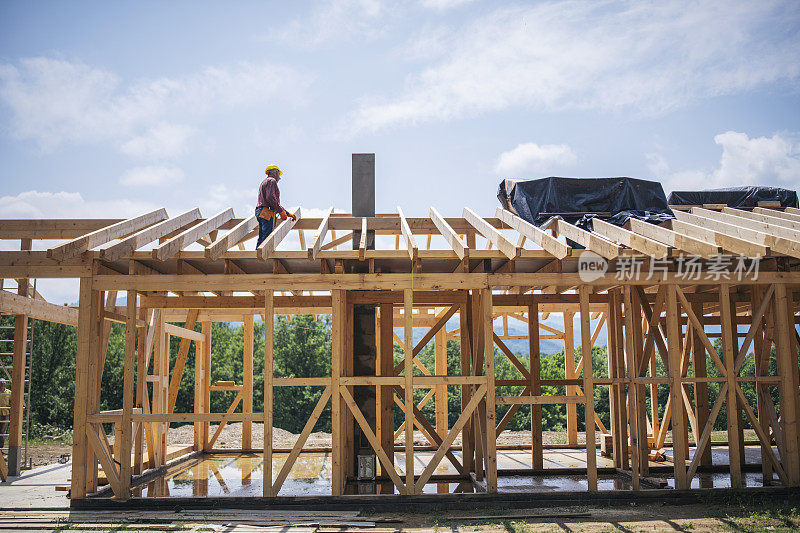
403, 289, 414, 494
719, 284, 743, 488
579, 287, 598, 492
528, 302, 543, 470
667, 285, 688, 489
263, 291, 274, 496
243, 315, 254, 450
481, 288, 498, 492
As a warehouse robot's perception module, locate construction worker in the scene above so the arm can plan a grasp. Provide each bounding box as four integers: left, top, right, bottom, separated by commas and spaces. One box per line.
256, 164, 296, 248
0, 380, 8, 450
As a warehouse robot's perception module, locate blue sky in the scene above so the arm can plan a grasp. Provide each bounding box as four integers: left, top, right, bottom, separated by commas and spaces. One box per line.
1, 0, 799, 302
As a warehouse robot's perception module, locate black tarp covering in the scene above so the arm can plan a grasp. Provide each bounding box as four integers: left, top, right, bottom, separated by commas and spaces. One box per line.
497, 176, 674, 231
667, 186, 798, 208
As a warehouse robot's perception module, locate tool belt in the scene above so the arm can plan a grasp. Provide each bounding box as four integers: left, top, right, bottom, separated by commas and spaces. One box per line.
258, 207, 274, 220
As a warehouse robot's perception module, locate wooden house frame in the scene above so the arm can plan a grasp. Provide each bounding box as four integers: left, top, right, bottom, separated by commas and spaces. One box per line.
0, 203, 798, 499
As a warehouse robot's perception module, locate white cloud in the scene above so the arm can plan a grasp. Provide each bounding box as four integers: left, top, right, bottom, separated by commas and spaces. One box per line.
349, 0, 800, 132
119, 165, 185, 187
419, 0, 475, 11
0, 57, 311, 150
495, 142, 577, 176
119, 122, 194, 159
0, 190, 159, 218
651, 131, 800, 192
278, 0, 387, 47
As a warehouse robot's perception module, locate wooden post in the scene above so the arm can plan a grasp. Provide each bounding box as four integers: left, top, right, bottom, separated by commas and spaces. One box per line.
134, 307, 147, 475
70, 276, 95, 498
86, 285, 102, 493
263, 290, 274, 496
719, 284, 743, 488
622, 286, 641, 490
378, 303, 394, 494
243, 315, 254, 450
460, 297, 474, 476
481, 288, 498, 492
691, 300, 711, 468
774, 283, 800, 486
666, 285, 688, 489
7, 238, 31, 476
752, 286, 772, 483
579, 287, 597, 491
631, 290, 649, 475
193, 329, 204, 451
403, 289, 414, 494
201, 322, 211, 452
331, 290, 344, 495
119, 289, 137, 499
528, 302, 543, 470
435, 326, 447, 438
563, 311, 578, 446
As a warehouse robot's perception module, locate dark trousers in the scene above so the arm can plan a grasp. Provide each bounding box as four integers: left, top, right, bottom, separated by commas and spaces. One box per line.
255, 207, 274, 248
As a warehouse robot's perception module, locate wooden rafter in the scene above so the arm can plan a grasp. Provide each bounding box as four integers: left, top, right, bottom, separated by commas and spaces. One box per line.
430, 207, 468, 260
463, 207, 520, 260
495, 207, 570, 259
152, 208, 235, 261
101, 209, 202, 262
308, 207, 333, 260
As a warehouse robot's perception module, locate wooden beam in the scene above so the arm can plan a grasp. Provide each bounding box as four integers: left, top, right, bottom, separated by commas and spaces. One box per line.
666, 285, 688, 489
308, 207, 334, 260
591, 218, 671, 259
723, 207, 800, 233
101, 209, 201, 261
495, 207, 570, 259
403, 289, 414, 492
263, 290, 274, 496
431, 207, 469, 260
719, 284, 743, 488
48, 209, 167, 261
358, 217, 368, 261
671, 217, 769, 256
0, 290, 77, 325
627, 217, 720, 258
119, 289, 138, 499
163, 322, 204, 342
258, 208, 303, 260
551, 218, 621, 259
682, 209, 800, 258
398, 207, 419, 261
152, 208, 235, 261
464, 207, 520, 260
579, 286, 597, 492
205, 216, 258, 260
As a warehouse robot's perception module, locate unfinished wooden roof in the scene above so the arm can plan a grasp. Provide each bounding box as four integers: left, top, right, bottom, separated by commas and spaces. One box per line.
1, 205, 799, 285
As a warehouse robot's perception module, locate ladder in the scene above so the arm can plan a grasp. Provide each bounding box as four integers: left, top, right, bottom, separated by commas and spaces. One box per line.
0, 279, 35, 468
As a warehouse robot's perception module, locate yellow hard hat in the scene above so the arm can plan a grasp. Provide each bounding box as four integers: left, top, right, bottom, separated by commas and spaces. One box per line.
265, 164, 282, 176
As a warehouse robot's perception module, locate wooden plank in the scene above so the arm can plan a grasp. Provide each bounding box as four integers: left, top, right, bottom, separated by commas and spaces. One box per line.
340, 387, 407, 493
101, 209, 201, 261
48, 209, 167, 261
579, 287, 597, 491
167, 309, 199, 413
206, 216, 258, 260
622, 287, 641, 490
719, 284, 743, 488
163, 322, 204, 342
666, 285, 688, 489
627, 217, 720, 257
414, 383, 487, 489
70, 276, 94, 499
403, 289, 414, 492
378, 303, 394, 494
754, 206, 800, 224
563, 311, 577, 445
671, 218, 769, 256
243, 314, 254, 450
398, 207, 419, 261
358, 217, 368, 261
118, 289, 138, 500
263, 290, 274, 496
272, 387, 332, 494
258, 208, 303, 260
495, 395, 585, 405
591, 218, 671, 259
495, 207, 570, 259
552, 218, 621, 259
683, 208, 800, 258
86, 424, 124, 497
152, 208, 235, 260
481, 289, 498, 492
464, 207, 520, 260
0, 218, 122, 240
330, 290, 344, 496
722, 206, 800, 233
308, 207, 334, 260
0, 290, 78, 326
528, 303, 543, 469
774, 283, 800, 485
431, 207, 469, 260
